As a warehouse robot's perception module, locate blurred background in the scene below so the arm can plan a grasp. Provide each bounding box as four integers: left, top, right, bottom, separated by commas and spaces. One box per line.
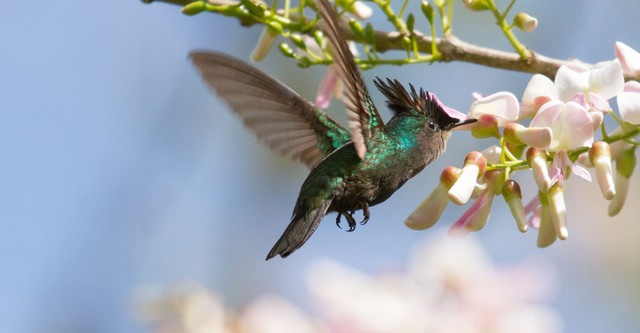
1, 0, 639, 332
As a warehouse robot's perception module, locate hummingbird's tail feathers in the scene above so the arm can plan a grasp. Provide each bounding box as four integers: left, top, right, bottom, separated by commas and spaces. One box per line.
190, 51, 349, 168
266, 199, 332, 260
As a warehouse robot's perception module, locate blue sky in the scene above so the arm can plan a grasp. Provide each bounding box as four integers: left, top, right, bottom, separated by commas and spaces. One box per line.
1, 1, 639, 332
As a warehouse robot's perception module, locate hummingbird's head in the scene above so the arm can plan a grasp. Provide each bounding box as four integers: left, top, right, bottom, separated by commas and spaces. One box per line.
373, 77, 477, 131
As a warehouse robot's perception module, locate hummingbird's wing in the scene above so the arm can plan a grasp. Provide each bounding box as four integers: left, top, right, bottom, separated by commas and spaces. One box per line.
191, 51, 351, 168
317, 0, 386, 159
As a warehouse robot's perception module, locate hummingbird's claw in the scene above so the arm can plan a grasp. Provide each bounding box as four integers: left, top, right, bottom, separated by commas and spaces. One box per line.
360, 202, 370, 225
335, 213, 343, 229
344, 211, 357, 232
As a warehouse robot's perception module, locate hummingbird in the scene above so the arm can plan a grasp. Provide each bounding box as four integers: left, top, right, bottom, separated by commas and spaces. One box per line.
190, 0, 476, 260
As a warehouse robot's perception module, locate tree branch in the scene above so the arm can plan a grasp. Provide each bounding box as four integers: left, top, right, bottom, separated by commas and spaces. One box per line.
142, 0, 588, 79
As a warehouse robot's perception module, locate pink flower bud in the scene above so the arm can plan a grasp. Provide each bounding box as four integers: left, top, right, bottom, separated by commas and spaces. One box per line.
502, 180, 527, 232
526, 148, 551, 193
448, 152, 487, 205
405, 183, 449, 230
470, 114, 500, 139
589, 142, 615, 200
504, 123, 552, 148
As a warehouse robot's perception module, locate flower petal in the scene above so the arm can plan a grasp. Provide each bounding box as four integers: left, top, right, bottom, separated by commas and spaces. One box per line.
531, 101, 594, 151
589, 59, 624, 100
521, 74, 558, 117
555, 65, 589, 102
615, 41, 640, 77
468, 92, 520, 126
617, 81, 640, 124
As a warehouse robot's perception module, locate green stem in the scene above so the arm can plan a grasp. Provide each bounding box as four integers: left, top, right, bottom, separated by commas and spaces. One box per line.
487, 0, 530, 59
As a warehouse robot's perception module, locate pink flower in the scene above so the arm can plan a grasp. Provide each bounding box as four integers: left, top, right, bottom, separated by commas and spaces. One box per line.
521, 74, 558, 117
617, 81, 640, 124
615, 41, 640, 77
468, 92, 520, 127
530, 101, 595, 184
315, 65, 342, 108
312, 41, 359, 109
555, 60, 624, 112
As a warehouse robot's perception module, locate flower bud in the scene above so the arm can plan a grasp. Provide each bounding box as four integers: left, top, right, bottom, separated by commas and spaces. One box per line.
348, 18, 365, 39
470, 114, 500, 139
502, 180, 527, 232
608, 147, 637, 216
252, 27, 278, 62
526, 147, 551, 193
181, 1, 208, 15
462, 0, 491, 11
536, 192, 557, 248
448, 152, 487, 205
547, 184, 568, 240
421, 1, 435, 25
589, 142, 615, 200
513, 12, 538, 32
339, 0, 373, 19
504, 123, 552, 149
279, 43, 296, 58
405, 167, 461, 230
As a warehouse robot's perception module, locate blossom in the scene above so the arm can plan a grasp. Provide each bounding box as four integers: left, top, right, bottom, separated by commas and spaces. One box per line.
251, 27, 278, 62
448, 151, 487, 205
589, 142, 616, 200
307, 237, 561, 333
555, 60, 624, 112
405, 166, 461, 230
468, 92, 520, 127
449, 170, 502, 235
306, 37, 359, 109
615, 41, 640, 77
530, 101, 594, 184
617, 81, 640, 124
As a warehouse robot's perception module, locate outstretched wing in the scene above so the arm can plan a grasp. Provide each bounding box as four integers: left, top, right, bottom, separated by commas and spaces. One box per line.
190, 51, 351, 168
316, 0, 386, 159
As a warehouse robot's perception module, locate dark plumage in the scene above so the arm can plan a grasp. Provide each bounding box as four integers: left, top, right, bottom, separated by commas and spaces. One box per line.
190, 0, 476, 259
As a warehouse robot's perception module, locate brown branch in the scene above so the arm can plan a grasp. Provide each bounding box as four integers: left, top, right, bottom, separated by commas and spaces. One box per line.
142, 0, 597, 80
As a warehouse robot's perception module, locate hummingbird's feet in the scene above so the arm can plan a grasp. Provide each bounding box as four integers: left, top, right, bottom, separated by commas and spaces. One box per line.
335, 211, 358, 231
336, 203, 370, 231
360, 202, 370, 225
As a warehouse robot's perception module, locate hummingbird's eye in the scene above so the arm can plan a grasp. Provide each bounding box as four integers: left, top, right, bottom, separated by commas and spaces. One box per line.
428, 121, 437, 131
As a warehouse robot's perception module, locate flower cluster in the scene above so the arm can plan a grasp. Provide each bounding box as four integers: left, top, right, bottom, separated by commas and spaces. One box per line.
407, 42, 640, 247
137, 237, 560, 333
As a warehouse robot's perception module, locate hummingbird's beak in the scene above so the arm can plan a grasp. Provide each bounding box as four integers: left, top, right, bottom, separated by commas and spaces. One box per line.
449, 117, 478, 131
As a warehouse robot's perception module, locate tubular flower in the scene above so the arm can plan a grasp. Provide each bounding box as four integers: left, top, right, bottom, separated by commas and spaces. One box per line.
312, 40, 359, 109
405, 167, 461, 230
448, 152, 487, 205
449, 170, 503, 236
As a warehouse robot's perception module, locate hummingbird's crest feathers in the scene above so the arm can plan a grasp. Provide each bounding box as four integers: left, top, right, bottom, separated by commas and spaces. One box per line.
190, 51, 350, 168
374, 77, 461, 130
316, 0, 385, 160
